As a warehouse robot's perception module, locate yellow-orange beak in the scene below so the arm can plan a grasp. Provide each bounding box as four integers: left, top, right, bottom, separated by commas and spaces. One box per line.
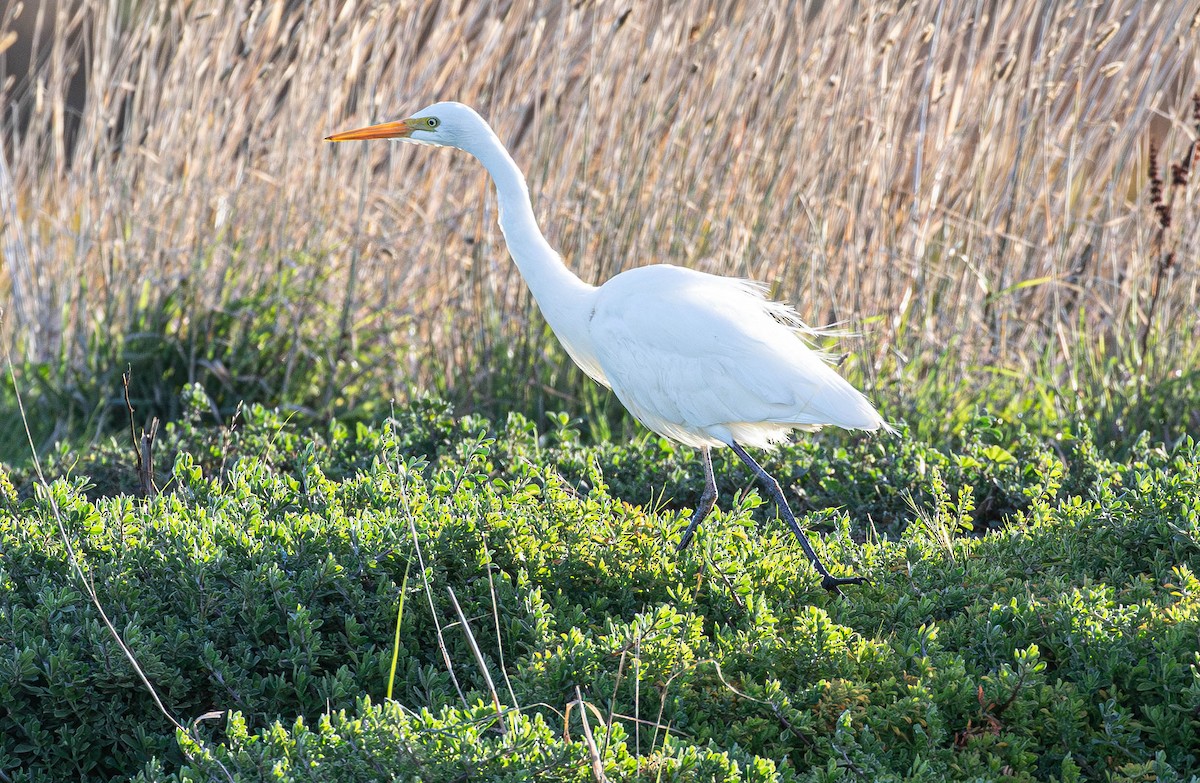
325, 118, 419, 142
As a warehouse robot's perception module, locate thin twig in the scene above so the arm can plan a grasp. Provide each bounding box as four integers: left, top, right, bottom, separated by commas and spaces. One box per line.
139, 418, 160, 497
122, 368, 141, 471
476, 521, 520, 711
447, 586, 507, 735
395, 458, 468, 709
573, 686, 609, 783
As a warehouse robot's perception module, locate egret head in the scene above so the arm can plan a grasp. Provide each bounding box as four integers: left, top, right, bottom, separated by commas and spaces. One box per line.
325, 101, 488, 152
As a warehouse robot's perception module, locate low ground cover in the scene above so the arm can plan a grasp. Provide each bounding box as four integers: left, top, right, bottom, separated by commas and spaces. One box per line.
2, 390, 1197, 781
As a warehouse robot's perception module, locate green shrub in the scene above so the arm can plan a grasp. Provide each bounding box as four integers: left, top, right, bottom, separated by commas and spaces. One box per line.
1, 390, 1198, 781
130, 700, 780, 783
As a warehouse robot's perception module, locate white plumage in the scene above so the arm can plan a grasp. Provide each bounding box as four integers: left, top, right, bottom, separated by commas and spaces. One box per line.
590, 265, 888, 448
327, 101, 893, 592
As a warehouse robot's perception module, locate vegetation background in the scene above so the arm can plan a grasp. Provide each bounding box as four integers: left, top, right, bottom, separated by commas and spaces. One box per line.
1, 0, 1199, 781
2, 0, 1197, 452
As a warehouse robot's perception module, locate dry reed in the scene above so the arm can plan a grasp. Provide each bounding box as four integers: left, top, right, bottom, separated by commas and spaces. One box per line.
2, 0, 1198, 420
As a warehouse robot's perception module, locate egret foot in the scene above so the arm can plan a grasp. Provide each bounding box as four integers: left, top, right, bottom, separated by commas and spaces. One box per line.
727, 441, 865, 595
821, 573, 866, 593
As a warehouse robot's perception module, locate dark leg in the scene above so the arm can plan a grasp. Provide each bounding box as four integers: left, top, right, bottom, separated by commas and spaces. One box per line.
677, 446, 717, 551
728, 441, 865, 594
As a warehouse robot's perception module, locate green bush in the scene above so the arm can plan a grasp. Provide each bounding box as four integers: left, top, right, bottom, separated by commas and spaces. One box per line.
0, 389, 1198, 781
130, 700, 780, 783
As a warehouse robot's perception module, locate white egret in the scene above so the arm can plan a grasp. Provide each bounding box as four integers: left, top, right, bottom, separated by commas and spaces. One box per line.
327, 102, 893, 592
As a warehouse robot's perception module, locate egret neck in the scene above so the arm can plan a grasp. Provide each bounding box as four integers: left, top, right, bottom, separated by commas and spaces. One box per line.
464, 129, 599, 370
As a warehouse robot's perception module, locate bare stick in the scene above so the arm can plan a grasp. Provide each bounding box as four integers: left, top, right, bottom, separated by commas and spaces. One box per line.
447, 586, 507, 735
574, 685, 609, 783
476, 523, 520, 711
396, 465, 467, 709
139, 418, 160, 497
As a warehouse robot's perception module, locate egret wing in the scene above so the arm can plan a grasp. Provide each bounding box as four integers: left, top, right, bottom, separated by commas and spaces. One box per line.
588, 266, 883, 447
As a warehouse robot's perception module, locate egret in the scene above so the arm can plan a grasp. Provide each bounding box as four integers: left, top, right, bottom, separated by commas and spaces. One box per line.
327, 102, 893, 592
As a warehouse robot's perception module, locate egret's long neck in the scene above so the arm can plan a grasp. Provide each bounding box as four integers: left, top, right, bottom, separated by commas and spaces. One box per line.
467, 132, 596, 343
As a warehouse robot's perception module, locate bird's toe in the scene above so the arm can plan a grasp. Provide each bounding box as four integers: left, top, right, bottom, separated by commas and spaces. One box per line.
821, 574, 866, 592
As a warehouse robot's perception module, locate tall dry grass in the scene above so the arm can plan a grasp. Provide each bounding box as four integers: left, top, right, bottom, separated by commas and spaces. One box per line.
2, 0, 1198, 434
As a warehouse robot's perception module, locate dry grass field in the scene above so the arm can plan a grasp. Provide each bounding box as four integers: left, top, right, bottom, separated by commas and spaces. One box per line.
2, 0, 1199, 444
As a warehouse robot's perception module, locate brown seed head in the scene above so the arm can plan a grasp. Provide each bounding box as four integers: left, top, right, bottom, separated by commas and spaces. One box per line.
1155, 202, 1171, 231
1148, 141, 1163, 205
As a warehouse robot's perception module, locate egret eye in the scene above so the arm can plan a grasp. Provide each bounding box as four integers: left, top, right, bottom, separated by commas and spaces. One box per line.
426, 117, 439, 128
